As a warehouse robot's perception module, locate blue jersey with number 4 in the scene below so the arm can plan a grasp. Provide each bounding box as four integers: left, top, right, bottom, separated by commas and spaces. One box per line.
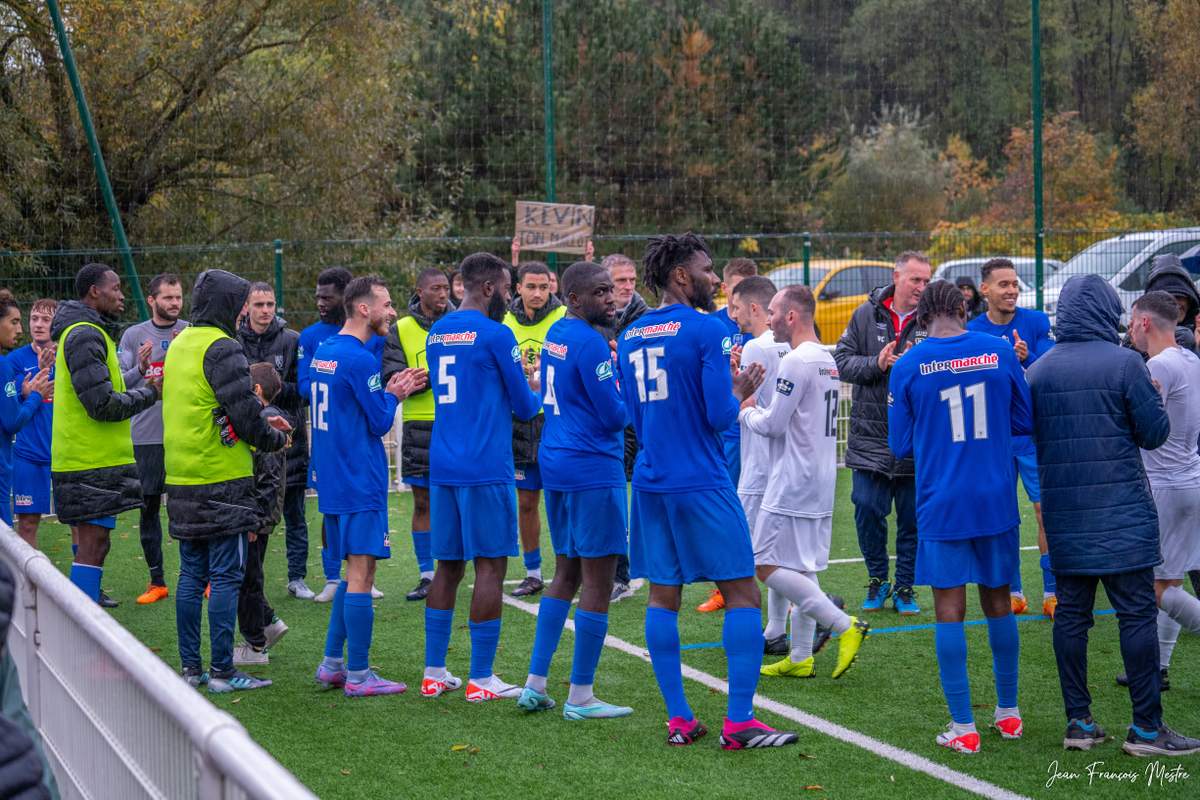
887, 331, 1033, 541
308, 334, 398, 514
538, 317, 626, 491
427, 310, 541, 486
617, 304, 738, 493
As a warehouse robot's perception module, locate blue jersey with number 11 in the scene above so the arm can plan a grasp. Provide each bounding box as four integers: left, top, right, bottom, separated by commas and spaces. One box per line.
887, 331, 1033, 541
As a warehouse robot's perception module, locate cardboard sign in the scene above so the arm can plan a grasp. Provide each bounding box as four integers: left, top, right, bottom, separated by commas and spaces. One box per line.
514, 201, 595, 255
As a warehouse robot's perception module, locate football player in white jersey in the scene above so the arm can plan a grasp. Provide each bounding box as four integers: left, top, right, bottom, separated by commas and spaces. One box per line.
740, 286, 869, 678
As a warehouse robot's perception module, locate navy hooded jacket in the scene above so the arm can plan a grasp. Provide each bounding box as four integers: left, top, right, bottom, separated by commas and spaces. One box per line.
1026, 275, 1169, 575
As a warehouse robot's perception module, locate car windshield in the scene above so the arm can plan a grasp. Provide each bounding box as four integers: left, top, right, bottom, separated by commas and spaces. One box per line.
1053, 239, 1148, 283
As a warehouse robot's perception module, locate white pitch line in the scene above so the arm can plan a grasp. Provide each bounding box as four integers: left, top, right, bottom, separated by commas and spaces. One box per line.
502, 594, 1032, 800
827, 545, 1038, 566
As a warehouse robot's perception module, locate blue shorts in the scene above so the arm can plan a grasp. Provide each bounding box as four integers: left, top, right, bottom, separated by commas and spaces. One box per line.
325, 509, 391, 561
404, 474, 429, 489
12, 456, 51, 515
915, 528, 1019, 589
545, 487, 628, 559
1014, 452, 1040, 504
431, 483, 518, 561
85, 516, 116, 530
515, 464, 542, 491
630, 487, 755, 585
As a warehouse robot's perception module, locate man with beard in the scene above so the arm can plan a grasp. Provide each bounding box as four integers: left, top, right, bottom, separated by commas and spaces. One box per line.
118, 273, 188, 606
7, 298, 57, 547
421, 253, 541, 703
237, 282, 312, 600
383, 268, 452, 601
312, 277, 426, 696
51, 264, 160, 604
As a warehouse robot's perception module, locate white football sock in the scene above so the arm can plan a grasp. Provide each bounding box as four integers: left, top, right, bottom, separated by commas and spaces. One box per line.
1161, 585, 1200, 632
789, 609, 817, 662
567, 683, 596, 706
764, 568, 850, 633
763, 587, 790, 640
420, 570, 435, 580
525, 674, 548, 693
1158, 609, 1181, 669
527, 568, 542, 580
424, 666, 447, 680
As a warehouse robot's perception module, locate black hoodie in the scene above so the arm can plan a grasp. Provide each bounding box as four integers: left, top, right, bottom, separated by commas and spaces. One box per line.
1145, 253, 1200, 353
237, 314, 307, 486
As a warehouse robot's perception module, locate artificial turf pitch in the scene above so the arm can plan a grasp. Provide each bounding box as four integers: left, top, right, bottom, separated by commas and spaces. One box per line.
29, 470, 1199, 799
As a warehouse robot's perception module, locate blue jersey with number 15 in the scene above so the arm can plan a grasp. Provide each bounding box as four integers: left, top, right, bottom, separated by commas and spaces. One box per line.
887, 331, 1033, 541
617, 304, 738, 493
427, 310, 541, 486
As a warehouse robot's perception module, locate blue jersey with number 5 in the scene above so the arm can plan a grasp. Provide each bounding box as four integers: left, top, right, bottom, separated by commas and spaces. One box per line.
617, 304, 738, 493
308, 334, 399, 514
427, 309, 541, 486
887, 331, 1033, 541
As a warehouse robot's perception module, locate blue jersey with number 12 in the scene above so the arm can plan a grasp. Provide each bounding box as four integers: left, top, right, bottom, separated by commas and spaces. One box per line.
887, 331, 1033, 541
617, 304, 737, 493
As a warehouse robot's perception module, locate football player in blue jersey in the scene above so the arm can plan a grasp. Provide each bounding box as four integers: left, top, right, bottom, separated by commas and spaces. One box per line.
516, 261, 633, 720
311, 276, 426, 696
422, 253, 543, 702
888, 280, 1033, 754
617, 233, 800, 751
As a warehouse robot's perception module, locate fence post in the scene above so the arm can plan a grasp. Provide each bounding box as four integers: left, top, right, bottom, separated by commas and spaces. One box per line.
802, 232, 812, 287
541, 0, 557, 274
274, 239, 285, 316
1031, 0, 1045, 311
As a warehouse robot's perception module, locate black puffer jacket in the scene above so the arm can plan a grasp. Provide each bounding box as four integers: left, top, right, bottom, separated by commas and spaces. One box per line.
383, 294, 449, 477
166, 270, 288, 540
237, 317, 307, 487
50, 301, 159, 524
833, 285, 926, 478
508, 294, 564, 467
251, 403, 290, 532
1145, 253, 1199, 353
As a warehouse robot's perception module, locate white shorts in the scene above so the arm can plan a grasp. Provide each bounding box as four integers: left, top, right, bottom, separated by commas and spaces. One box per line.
1153, 485, 1200, 580
752, 511, 832, 573
738, 491, 764, 534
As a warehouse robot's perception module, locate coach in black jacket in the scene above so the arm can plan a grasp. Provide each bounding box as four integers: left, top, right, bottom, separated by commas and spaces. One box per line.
237, 282, 312, 597
833, 252, 930, 613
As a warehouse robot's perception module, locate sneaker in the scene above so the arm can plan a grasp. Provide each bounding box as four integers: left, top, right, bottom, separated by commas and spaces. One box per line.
892, 585, 920, 615
1010, 592, 1028, 615
182, 667, 208, 688
610, 582, 635, 603
667, 716, 708, 746
696, 588, 725, 613
370, 584, 384, 600
405, 577, 432, 601
812, 593, 845, 654
420, 672, 463, 698
136, 583, 169, 605
263, 617, 288, 649
99, 590, 119, 609
763, 634, 789, 656
993, 713, 1023, 740
832, 617, 869, 679
936, 724, 981, 754
287, 579, 315, 600
315, 663, 347, 689
208, 669, 272, 693
516, 686, 556, 712
1063, 717, 1108, 751
1116, 668, 1169, 692
760, 656, 815, 678
232, 642, 269, 666
1042, 595, 1058, 619
465, 677, 521, 702
344, 670, 407, 697
719, 718, 799, 750
563, 699, 633, 720
1122, 725, 1200, 757
861, 578, 890, 612
511, 576, 544, 598
313, 580, 339, 603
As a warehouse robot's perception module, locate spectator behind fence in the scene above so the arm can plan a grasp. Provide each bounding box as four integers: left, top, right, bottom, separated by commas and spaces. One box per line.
833, 251, 931, 616
1143, 253, 1199, 354
954, 276, 986, 321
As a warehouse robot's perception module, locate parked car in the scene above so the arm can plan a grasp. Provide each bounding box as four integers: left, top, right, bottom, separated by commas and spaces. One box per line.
934, 256, 1063, 310
768, 259, 894, 344
1042, 228, 1200, 322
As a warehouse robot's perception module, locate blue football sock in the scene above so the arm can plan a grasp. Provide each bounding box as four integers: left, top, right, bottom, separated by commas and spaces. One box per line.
343, 592, 374, 673
723, 607, 764, 723
70, 563, 102, 603
411, 530, 433, 574
523, 548, 542, 572
469, 618, 502, 680
1040, 553, 1056, 595
323, 581, 349, 659
321, 548, 341, 582
645, 607, 693, 721
935, 622, 973, 724
528, 596, 571, 678
571, 609, 608, 687
71, 543, 78, 557
425, 607, 454, 668
986, 613, 1020, 709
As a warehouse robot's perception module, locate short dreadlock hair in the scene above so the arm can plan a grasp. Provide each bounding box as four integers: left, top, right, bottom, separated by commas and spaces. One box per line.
642, 233, 711, 296
915, 279, 965, 328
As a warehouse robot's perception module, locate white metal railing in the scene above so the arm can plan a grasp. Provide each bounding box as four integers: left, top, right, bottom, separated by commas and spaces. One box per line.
0, 525, 316, 800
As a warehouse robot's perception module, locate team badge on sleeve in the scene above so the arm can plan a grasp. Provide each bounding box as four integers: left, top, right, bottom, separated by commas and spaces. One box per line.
721, 336, 733, 356
368, 373, 382, 392
596, 361, 614, 381
776, 378, 794, 396
3, 380, 15, 398
511, 345, 522, 362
